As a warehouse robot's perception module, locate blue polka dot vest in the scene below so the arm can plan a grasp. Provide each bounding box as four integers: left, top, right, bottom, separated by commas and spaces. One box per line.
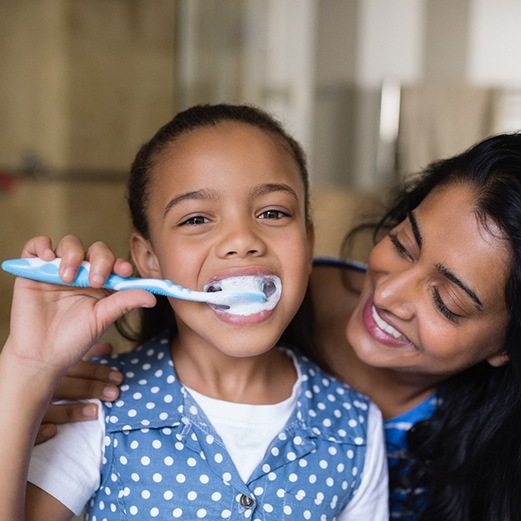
85, 332, 370, 520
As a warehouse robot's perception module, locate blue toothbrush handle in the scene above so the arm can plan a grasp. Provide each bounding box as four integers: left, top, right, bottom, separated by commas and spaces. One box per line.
1, 258, 268, 306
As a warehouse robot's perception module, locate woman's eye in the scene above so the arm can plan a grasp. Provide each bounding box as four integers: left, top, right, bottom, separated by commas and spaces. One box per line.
180, 215, 209, 226
259, 209, 288, 220
432, 287, 462, 324
388, 232, 413, 261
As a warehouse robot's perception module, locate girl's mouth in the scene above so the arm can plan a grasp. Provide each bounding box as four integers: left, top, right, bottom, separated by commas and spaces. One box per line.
204, 275, 282, 316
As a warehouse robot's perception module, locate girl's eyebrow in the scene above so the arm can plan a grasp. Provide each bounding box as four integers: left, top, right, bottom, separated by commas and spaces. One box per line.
249, 183, 299, 200
409, 210, 483, 310
163, 188, 217, 219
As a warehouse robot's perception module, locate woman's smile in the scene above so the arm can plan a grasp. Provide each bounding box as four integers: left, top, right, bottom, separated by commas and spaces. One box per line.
362, 297, 414, 348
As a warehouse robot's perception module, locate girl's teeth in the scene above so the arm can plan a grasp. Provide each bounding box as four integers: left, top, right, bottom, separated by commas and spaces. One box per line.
371, 306, 406, 341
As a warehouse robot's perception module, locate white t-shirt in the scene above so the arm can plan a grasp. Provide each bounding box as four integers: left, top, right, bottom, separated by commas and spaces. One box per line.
29, 374, 388, 519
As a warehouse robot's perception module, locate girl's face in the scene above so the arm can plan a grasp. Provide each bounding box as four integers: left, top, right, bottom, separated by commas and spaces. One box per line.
132, 122, 313, 358
347, 183, 511, 380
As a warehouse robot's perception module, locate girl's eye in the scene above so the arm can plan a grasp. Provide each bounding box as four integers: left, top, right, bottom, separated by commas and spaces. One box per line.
432, 287, 462, 324
388, 232, 413, 261
258, 209, 288, 220
180, 215, 209, 226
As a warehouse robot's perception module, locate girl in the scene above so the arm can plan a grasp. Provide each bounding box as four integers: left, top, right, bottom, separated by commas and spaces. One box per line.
0, 104, 388, 520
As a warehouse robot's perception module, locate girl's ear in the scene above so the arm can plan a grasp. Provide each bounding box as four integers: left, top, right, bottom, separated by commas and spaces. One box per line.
130, 233, 161, 278
486, 351, 510, 368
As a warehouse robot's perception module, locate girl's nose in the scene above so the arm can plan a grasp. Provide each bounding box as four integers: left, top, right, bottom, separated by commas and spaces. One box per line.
215, 221, 267, 259
373, 267, 417, 321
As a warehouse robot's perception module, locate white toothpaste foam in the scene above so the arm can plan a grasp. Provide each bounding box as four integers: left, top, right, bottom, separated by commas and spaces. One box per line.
206, 275, 282, 316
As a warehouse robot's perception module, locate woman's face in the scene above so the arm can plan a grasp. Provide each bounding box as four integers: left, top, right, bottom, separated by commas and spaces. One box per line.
347, 183, 511, 379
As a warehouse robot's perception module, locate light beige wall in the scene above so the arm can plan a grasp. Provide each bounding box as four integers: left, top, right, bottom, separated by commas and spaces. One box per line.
0, 0, 176, 174
0, 179, 131, 348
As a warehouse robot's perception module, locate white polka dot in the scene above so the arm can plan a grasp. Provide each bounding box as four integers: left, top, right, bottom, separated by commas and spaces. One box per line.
176, 474, 186, 483
196, 509, 207, 518
187, 457, 197, 467
150, 507, 159, 517
200, 474, 209, 484
152, 440, 162, 449
214, 453, 223, 463
222, 471, 232, 482
141, 456, 150, 466
172, 508, 183, 517
283, 505, 292, 515
131, 473, 140, 482
119, 456, 128, 465
129, 505, 138, 515
164, 490, 173, 500
153, 473, 162, 483
164, 456, 174, 466
263, 503, 274, 513
211, 492, 222, 501
187, 490, 197, 500
289, 473, 298, 482
220, 509, 232, 519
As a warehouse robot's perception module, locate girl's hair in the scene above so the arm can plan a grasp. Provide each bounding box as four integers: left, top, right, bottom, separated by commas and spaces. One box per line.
344, 133, 521, 520
118, 103, 326, 367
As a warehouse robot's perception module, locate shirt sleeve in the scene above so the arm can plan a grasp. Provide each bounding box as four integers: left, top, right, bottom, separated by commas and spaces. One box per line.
338, 401, 389, 520
27, 399, 105, 515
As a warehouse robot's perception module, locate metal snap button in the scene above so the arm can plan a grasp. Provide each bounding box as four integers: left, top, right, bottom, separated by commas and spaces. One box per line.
239, 494, 255, 508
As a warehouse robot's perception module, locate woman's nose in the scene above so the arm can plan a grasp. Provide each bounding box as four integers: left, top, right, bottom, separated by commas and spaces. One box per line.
215, 220, 267, 258
373, 267, 417, 320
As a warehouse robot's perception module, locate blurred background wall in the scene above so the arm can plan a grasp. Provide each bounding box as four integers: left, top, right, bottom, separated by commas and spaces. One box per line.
2, 0, 521, 348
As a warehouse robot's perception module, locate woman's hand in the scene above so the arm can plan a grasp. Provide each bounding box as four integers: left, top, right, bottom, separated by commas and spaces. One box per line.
35, 342, 123, 444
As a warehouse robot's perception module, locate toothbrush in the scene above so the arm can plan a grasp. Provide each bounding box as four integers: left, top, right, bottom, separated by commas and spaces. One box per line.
1, 258, 267, 308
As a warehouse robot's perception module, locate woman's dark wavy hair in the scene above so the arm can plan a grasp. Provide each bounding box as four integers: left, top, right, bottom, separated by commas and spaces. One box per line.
117, 103, 327, 368
345, 133, 521, 521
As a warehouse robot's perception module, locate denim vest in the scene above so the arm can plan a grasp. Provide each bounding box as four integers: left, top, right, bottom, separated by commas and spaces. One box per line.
85, 333, 370, 520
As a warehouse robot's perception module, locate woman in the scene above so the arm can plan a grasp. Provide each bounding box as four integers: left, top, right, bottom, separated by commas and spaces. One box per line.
34, 132, 521, 520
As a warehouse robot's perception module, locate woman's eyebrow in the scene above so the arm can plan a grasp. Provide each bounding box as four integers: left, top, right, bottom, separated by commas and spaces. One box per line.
410, 209, 483, 311
435, 263, 484, 311
408, 211, 423, 249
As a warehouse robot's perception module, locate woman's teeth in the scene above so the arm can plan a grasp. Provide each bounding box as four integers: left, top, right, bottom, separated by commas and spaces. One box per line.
371, 305, 407, 341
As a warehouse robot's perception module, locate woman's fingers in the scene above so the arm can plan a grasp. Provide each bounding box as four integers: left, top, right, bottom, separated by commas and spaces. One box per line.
42, 402, 99, 425
52, 371, 121, 402
34, 424, 58, 445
